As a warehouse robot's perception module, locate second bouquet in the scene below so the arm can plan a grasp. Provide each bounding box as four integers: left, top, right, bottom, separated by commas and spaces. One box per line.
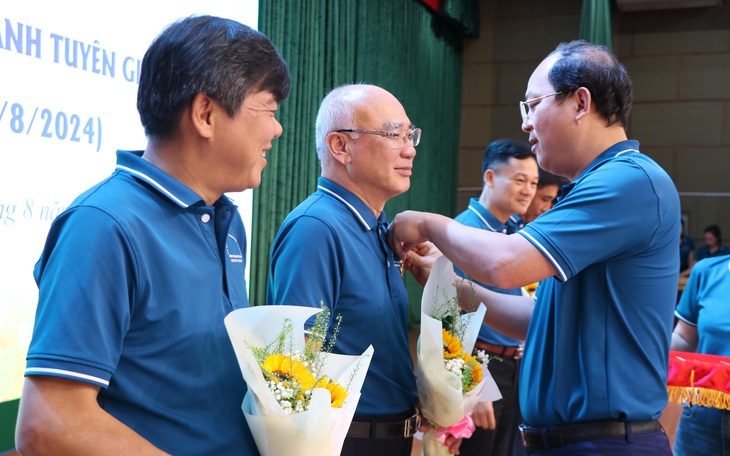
417, 255, 501, 455
225, 305, 373, 456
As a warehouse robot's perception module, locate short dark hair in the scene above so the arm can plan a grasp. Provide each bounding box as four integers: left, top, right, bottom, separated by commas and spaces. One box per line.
137, 15, 291, 139
537, 166, 567, 190
481, 139, 534, 175
704, 224, 722, 243
548, 40, 632, 128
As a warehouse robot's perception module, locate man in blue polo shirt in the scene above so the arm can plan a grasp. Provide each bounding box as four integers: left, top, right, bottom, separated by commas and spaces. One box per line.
387, 40, 679, 455
455, 139, 538, 456
267, 84, 423, 456
16, 16, 290, 455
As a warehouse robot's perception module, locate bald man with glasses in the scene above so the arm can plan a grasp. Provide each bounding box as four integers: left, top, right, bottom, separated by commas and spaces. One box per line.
267, 84, 439, 456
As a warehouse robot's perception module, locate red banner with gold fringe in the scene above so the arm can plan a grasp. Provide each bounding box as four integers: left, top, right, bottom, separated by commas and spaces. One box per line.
667, 350, 730, 410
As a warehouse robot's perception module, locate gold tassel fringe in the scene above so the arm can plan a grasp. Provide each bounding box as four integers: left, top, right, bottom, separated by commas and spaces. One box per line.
667, 385, 730, 411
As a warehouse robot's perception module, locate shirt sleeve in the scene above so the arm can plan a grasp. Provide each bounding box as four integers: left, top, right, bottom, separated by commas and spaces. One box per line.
266, 215, 343, 320
26, 206, 135, 387
675, 260, 705, 326
519, 158, 664, 281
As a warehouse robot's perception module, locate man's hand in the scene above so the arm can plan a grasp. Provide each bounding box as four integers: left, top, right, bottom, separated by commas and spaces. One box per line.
471, 401, 496, 430
403, 242, 442, 286
443, 435, 463, 455
387, 211, 429, 258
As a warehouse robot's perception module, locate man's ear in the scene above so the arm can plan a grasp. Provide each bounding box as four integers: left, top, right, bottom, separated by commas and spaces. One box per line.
574, 87, 592, 122
327, 132, 351, 165
484, 169, 495, 188
189, 93, 216, 139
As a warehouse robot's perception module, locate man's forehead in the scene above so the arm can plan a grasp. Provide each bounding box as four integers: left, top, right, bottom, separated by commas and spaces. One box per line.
496, 157, 538, 174
248, 89, 278, 106
526, 54, 559, 96
360, 105, 410, 130
539, 185, 560, 195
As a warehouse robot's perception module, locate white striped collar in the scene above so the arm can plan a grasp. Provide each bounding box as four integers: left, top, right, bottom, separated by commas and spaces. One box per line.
317, 185, 372, 231
116, 164, 190, 208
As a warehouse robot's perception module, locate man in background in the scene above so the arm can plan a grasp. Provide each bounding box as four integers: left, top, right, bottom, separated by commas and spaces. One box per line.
521, 167, 565, 224
388, 40, 679, 455
455, 139, 538, 456
16, 15, 290, 455
506, 166, 564, 233
267, 84, 436, 456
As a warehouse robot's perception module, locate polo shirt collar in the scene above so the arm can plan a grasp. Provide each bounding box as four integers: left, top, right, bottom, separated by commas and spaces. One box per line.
115, 150, 229, 208
316, 177, 380, 231
467, 198, 507, 233
560, 139, 640, 200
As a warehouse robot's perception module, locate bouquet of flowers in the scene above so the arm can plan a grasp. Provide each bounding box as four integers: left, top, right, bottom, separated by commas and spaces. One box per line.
417, 255, 501, 455
225, 304, 373, 456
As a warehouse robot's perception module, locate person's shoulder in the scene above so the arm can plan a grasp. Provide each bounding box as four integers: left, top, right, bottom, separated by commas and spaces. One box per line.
454, 208, 472, 223
283, 192, 352, 226
59, 173, 146, 223
275, 196, 347, 244
607, 151, 662, 175
694, 254, 730, 272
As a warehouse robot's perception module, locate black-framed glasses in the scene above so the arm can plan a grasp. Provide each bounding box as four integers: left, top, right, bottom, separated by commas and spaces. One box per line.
519, 92, 563, 123
334, 128, 421, 147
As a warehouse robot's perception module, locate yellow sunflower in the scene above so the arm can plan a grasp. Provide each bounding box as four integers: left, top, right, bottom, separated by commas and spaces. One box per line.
461, 353, 483, 385
442, 328, 463, 359
261, 354, 316, 391
315, 376, 348, 408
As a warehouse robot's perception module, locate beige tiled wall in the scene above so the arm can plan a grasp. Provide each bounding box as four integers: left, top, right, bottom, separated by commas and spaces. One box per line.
458, 0, 730, 243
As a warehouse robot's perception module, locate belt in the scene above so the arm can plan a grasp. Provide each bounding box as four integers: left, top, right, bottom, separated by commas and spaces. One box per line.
519, 420, 664, 449
474, 340, 519, 358
347, 412, 421, 439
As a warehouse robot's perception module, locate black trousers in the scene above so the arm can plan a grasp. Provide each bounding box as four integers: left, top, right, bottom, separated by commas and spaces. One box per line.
341, 410, 416, 456
459, 355, 521, 456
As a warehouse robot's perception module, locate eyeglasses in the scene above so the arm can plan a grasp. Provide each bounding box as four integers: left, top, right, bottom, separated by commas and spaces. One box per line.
519, 92, 563, 123
334, 128, 421, 147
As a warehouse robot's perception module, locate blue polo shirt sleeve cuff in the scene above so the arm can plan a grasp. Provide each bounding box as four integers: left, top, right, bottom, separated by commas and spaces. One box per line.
673, 312, 696, 327
25, 358, 112, 388
518, 227, 570, 282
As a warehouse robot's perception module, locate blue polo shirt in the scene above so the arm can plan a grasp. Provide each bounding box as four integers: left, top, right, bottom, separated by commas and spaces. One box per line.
506, 214, 526, 233
518, 140, 680, 427
266, 177, 418, 417
675, 255, 730, 357
455, 199, 523, 347
27, 150, 258, 455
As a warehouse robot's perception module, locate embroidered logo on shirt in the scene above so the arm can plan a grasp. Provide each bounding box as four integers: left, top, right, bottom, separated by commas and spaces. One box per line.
226, 234, 244, 263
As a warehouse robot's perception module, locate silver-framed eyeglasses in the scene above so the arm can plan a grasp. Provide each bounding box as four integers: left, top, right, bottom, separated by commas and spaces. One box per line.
519, 92, 564, 123
335, 128, 421, 147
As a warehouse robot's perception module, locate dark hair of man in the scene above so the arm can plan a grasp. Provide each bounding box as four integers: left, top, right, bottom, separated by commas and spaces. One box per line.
548, 40, 633, 129
704, 224, 722, 244
481, 139, 534, 175
537, 166, 567, 190
137, 15, 291, 139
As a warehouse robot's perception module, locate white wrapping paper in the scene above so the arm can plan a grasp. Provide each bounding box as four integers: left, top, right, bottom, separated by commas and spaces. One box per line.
417, 256, 501, 455
225, 305, 373, 456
